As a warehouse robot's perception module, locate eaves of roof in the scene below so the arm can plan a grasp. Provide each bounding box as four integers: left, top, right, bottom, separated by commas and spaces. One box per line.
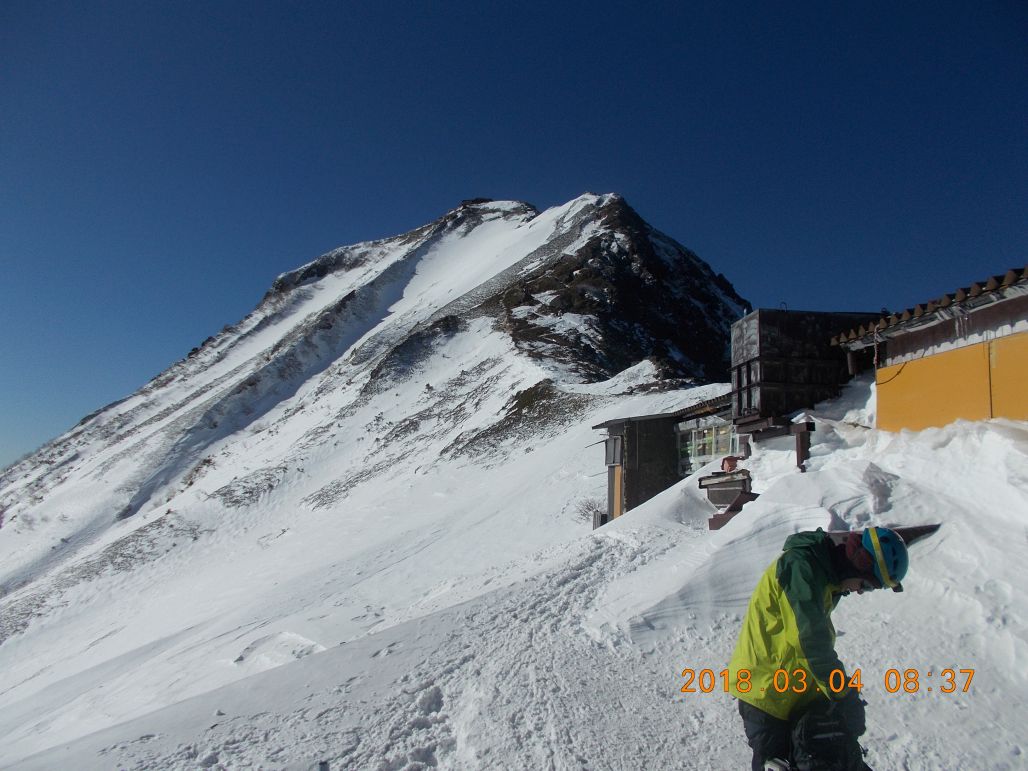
831, 266, 1028, 350
591, 391, 732, 430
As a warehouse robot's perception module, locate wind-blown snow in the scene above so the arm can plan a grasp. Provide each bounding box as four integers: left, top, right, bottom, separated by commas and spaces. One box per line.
2, 374, 1025, 770
0, 195, 1024, 770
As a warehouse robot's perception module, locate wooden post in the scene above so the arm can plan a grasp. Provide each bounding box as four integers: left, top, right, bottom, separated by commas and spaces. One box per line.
847, 349, 858, 376
790, 421, 815, 471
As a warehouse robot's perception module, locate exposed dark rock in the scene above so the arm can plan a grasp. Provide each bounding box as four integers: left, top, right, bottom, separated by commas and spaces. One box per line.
499, 195, 747, 381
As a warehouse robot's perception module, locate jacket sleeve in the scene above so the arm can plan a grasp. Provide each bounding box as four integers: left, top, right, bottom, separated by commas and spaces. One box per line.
776, 550, 846, 694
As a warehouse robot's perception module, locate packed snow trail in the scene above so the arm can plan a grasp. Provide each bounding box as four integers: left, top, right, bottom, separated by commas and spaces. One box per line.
13, 525, 751, 770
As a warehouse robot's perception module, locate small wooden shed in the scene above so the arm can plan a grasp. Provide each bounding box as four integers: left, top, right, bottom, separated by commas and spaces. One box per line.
592, 394, 732, 529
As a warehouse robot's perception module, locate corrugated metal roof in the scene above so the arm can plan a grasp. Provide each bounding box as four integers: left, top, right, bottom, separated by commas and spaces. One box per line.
831, 265, 1028, 348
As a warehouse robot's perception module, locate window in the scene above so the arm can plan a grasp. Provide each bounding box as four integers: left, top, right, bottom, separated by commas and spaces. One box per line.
605, 435, 623, 466
676, 416, 739, 474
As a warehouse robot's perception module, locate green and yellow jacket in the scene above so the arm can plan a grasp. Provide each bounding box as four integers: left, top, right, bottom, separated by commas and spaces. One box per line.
728, 529, 851, 719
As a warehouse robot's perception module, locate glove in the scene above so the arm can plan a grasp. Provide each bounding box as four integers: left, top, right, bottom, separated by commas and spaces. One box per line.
836, 689, 866, 736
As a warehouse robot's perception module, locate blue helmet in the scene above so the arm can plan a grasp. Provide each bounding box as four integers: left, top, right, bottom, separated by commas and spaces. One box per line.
863, 527, 909, 592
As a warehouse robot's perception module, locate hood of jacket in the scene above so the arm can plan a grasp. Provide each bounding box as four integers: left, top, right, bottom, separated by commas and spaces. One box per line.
782, 529, 842, 583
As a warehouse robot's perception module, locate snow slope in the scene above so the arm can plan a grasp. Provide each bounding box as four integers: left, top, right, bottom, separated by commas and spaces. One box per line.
0, 193, 1023, 770
2, 376, 1026, 770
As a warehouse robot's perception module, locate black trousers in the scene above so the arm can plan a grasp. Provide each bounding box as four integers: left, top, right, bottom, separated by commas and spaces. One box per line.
738, 700, 869, 771
738, 700, 792, 771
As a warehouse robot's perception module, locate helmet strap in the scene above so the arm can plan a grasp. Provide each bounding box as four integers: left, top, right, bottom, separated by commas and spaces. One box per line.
867, 527, 896, 588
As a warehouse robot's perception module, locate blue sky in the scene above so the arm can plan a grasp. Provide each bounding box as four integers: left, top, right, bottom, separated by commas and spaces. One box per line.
1, 1, 1025, 468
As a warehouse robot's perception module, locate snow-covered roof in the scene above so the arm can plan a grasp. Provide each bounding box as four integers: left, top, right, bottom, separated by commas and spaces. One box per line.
591, 391, 731, 429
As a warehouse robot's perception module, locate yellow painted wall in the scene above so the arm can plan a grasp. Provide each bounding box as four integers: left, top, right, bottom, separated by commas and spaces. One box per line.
991, 332, 1028, 421
877, 331, 1028, 431
612, 465, 624, 518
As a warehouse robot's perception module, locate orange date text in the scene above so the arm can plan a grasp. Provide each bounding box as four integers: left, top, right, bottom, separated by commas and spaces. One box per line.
679, 668, 975, 695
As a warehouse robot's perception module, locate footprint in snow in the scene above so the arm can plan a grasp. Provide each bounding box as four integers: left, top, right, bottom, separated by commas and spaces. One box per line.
372, 641, 401, 658
233, 631, 326, 673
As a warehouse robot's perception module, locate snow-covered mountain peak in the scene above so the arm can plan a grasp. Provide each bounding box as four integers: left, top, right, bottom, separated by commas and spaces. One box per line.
0, 191, 745, 583
0, 193, 754, 766
0, 195, 1024, 770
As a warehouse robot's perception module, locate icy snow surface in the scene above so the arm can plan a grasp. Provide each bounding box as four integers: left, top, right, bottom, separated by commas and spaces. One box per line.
0, 194, 1024, 769
1, 375, 1025, 770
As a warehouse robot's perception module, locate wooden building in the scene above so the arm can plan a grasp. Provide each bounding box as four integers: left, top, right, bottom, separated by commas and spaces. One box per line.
731, 309, 879, 437
592, 394, 732, 529
590, 279, 1025, 530
592, 309, 878, 529
833, 268, 1028, 431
